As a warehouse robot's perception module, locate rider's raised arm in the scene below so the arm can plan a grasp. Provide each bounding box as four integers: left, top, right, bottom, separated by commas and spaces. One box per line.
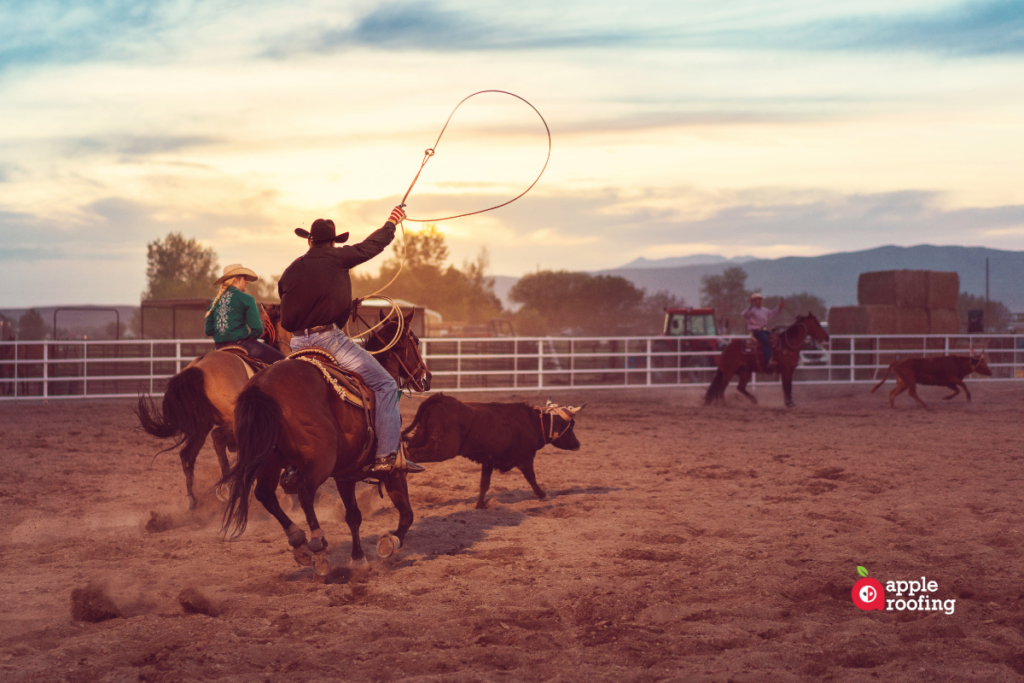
331, 221, 397, 269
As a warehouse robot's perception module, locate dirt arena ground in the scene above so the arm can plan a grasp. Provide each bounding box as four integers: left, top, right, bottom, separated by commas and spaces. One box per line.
1, 380, 1023, 682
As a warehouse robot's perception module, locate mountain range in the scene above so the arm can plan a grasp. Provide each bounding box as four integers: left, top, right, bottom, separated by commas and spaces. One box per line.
494, 245, 1024, 313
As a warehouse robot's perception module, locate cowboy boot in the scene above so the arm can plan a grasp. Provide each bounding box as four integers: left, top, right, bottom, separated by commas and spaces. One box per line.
372, 451, 425, 474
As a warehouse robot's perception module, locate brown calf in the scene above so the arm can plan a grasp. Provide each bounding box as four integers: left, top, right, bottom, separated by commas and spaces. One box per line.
402, 394, 585, 508
871, 353, 992, 408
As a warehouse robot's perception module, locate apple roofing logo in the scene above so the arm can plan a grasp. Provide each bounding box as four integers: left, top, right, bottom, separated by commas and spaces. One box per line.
852, 566, 885, 611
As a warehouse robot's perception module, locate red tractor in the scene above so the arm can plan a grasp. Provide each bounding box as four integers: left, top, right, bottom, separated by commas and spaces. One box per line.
652, 307, 723, 383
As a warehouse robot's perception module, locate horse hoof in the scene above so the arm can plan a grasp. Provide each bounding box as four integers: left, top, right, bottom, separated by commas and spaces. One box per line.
308, 537, 327, 554
377, 533, 402, 559
214, 484, 230, 503
186, 495, 197, 511
287, 529, 307, 548
292, 544, 313, 567
312, 551, 330, 576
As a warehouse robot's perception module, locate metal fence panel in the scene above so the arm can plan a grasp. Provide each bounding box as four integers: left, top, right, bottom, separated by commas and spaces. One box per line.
0, 334, 1017, 400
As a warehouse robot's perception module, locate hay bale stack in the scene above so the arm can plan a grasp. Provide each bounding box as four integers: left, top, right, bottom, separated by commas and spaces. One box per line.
929, 308, 960, 335
864, 306, 898, 335
854, 269, 961, 336
827, 306, 868, 335
927, 271, 960, 310
857, 271, 896, 306
858, 270, 929, 308
828, 305, 899, 335
896, 308, 929, 335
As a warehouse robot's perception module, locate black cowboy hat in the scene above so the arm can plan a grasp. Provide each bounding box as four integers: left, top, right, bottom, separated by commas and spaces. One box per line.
295, 218, 349, 243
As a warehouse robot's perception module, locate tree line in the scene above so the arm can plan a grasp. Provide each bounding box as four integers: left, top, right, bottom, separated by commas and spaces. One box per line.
119, 230, 1012, 338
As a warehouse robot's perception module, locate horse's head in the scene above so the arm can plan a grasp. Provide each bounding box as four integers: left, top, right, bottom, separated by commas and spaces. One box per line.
797, 312, 829, 343
364, 308, 432, 392
259, 303, 293, 353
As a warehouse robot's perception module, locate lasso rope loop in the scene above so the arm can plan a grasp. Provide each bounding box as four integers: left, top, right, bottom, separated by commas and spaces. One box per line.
363, 90, 549, 301
401, 89, 551, 222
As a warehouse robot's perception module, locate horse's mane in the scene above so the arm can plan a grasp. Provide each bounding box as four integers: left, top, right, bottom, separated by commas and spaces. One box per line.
261, 302, 281, 324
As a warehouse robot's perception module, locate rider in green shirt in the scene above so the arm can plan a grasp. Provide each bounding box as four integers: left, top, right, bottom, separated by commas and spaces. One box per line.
205, 264, 285, 364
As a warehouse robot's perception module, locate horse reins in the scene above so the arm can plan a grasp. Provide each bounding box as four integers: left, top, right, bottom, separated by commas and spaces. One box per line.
355, 307, 429, 392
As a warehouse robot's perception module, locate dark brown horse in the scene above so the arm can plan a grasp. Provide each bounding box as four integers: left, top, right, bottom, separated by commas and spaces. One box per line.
135, 303, 292, 509
704, 313, 829, 408
221, 309, 431, 577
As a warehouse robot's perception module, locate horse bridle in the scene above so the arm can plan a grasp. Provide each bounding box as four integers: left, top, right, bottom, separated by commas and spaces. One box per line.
363, 319, 430, 393
781, 317, 827, 351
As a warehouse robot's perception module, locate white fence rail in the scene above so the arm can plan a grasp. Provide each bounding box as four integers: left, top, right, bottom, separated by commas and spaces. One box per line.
1, 335, 1020, 400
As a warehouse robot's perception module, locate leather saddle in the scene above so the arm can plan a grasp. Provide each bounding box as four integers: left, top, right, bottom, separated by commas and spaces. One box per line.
286, 347, 378, 468
742, 330, 780, 354
743, 330, 781, 372
217, 345, 269, 379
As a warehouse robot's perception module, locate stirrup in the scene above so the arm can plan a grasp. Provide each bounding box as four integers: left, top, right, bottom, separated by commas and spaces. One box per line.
280, 465, 300, 488
372, 454, 396, 473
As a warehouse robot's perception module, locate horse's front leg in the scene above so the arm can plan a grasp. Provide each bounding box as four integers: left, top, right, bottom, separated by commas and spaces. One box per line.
252, 463, 312, 567
334, 478, 365, 563
782, 367, 794, 408
380, 471, 414, 557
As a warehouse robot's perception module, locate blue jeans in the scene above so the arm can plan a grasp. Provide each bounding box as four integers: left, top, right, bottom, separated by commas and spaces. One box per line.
289, 329, 400, 457
752, 330, 771, 366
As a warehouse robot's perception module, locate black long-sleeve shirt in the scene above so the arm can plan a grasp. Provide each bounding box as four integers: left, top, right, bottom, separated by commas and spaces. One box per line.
278, 222, 396, 332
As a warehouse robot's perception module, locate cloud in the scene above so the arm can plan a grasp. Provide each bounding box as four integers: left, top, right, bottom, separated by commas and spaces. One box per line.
262, 0, 1024, 59
62, 135, 220, 158
792, 0, 1024, 56
0, 0, 180, 72
57, 137, 220, 162
4, 184, 1024, 306
264, 2, 635, 56
339, 188, 1024, 276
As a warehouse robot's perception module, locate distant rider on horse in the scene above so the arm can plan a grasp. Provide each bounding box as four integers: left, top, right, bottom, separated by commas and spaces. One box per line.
205, 264, 286, 364
277, 207, 423, 474
742, 292, 784, 372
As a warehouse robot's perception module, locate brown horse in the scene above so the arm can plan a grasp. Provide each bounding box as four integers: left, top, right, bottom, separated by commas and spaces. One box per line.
221, 309, 431, 577
135, 303, 292, 509
704, 313, 829, 408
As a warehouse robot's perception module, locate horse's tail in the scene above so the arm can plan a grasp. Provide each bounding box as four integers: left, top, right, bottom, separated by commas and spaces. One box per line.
134, 366, 214, 454
221, 385, 281, 537
704, 369, 726, 405
870, 363, 896, 393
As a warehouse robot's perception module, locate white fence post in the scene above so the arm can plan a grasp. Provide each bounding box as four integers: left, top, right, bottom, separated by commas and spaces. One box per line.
42, 343, 48, 400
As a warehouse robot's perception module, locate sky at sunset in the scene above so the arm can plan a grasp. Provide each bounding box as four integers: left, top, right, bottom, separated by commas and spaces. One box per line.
2, 0, 1023, 306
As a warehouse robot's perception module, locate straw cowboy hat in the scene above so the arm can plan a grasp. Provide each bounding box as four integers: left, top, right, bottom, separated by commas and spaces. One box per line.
295, 218, 349, 244
749, 292, 764, 302
213, 264, 259, 286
